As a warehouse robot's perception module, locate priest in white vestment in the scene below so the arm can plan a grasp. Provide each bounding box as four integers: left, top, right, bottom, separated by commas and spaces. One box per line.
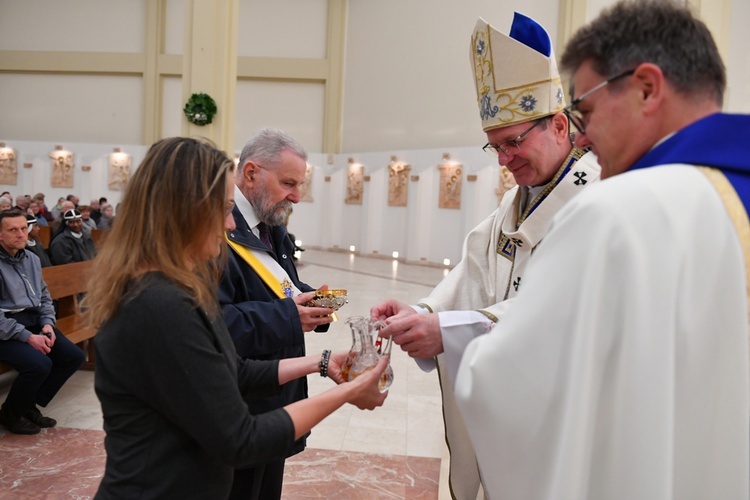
371, 14, 600, 499
455, 2, 750, 498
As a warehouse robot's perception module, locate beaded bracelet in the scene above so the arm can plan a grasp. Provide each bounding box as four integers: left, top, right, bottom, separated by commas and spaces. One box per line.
319, 349, 332, 378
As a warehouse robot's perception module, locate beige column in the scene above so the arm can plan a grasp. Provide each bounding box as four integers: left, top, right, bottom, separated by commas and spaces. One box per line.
687, 0, 731, 65
182, 0, 239, 153
558, 0, 731, 64
557, 0, 589, 53
555, 0, 735, 114
323, 0, 347, 154
142, 0, 167, 146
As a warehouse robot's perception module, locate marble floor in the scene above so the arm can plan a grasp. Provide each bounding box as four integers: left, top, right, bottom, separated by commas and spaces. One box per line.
0, 249, 455, 499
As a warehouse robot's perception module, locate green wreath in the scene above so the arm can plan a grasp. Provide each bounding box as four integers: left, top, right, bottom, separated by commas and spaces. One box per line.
183, 92, 217, 126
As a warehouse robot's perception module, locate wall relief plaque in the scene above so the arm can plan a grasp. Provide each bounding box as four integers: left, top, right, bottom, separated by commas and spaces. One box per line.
108, 150, 132, 191
387, 159, 410, 207
345, 162, 364, 205
0, 144, 18, 185
438, 162, 462, 209
49, 147, 74, 188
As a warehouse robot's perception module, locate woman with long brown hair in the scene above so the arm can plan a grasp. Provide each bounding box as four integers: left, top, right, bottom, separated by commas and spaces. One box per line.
87, 137, 387, 499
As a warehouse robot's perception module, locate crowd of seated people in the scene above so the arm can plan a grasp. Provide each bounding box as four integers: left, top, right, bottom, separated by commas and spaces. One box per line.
0, 192, 114, 435
0, 191, 115, 267
0, 208, 85, 434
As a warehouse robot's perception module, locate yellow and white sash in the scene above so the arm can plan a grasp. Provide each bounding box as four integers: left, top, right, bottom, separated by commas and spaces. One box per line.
225, 235, 302, 299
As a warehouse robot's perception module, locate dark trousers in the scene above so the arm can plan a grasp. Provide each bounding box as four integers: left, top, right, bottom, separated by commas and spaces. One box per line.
0, 312, 84, 412
229, 460, 285, 500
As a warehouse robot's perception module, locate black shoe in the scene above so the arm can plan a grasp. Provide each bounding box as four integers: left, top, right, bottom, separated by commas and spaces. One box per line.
0, 407, 41, 435
24, 407, 56, 428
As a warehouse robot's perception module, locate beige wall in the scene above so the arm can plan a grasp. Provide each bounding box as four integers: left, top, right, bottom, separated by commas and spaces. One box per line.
0, 0, 747, 264
726, 0, 750, 112
0, 0, 146, 144
341, 0, 561, 153
0, 74, 144, 144
0, 0, 146, 53
0, 0, 747, 151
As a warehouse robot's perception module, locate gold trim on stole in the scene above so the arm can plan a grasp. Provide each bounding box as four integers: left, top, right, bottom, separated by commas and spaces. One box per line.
698, 167, 750, 314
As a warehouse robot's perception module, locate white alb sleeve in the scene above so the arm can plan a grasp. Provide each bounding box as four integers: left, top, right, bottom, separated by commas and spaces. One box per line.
415, 310, 495, 375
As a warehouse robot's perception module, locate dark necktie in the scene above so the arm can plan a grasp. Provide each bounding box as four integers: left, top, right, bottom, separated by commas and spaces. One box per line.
257, 223, 273, 251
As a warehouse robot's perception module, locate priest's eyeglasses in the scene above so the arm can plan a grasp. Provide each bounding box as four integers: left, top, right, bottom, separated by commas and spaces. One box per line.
482, 118, 546, 157
563, 69, 635, 134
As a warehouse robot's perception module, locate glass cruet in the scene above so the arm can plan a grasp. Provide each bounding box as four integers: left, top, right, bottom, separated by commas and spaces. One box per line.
344, 316, 393, 393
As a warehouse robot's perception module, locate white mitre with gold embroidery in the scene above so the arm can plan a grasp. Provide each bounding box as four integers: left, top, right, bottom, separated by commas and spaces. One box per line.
471, 13, 565, 131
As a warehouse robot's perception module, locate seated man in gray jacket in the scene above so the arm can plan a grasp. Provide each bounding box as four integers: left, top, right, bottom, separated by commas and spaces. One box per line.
0, 209, 84, 434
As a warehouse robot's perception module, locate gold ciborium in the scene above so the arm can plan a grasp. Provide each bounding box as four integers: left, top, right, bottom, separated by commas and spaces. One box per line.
304, 289, 348, 321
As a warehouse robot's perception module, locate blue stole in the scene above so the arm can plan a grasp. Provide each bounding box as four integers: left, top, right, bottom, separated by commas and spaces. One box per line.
629, 113, 750, 213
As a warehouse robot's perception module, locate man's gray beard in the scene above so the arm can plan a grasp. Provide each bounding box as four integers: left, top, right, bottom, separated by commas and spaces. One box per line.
250, 190, 292, 226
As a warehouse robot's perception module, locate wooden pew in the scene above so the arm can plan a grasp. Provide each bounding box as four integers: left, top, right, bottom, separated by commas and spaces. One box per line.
38, 225, 51, 248
89, 229, 109, 247
0, 260, 96, 375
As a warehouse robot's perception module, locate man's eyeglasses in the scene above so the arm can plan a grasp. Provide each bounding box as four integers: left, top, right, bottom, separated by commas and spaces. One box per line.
563, 69, 635, 134
482, 118, 546, 157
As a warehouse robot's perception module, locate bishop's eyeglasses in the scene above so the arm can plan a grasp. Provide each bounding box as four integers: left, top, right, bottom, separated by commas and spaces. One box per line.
482, 118, 546, 158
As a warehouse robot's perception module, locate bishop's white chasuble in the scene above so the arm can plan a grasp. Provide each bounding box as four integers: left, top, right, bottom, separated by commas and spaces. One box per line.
418, 149, 601, 499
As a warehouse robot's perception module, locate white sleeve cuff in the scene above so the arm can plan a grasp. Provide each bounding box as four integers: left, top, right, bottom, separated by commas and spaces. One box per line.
413, 310, 494, 376
440, 310, 495, 383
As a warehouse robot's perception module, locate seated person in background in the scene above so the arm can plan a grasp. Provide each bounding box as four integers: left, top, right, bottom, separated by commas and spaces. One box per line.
50, 200, 75, 234
0, 197, 12, 212
97, 204, 115, 231
50, 197, 65, 220
49, 209, 96, 265
0, 209, 84, 434
89, 200, 101, 224
24, 214, 51, 268
33, 193, 54, 223
27, 201, 48, 227
66, 194, 79, 209
77, 205, 97, 235
14, 195, 29, 213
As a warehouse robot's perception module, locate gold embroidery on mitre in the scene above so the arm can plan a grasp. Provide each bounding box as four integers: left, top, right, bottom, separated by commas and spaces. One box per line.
472, 24, 500, 127
472, 26, 493, 96
489, 77, 564, 126
471, 18, 565, 132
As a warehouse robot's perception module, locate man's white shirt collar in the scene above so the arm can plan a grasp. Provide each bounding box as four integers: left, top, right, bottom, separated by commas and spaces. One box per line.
234, 185, 261, 237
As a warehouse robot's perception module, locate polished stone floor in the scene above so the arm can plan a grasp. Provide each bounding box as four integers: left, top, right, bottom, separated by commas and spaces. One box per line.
0, 249, 454, 499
